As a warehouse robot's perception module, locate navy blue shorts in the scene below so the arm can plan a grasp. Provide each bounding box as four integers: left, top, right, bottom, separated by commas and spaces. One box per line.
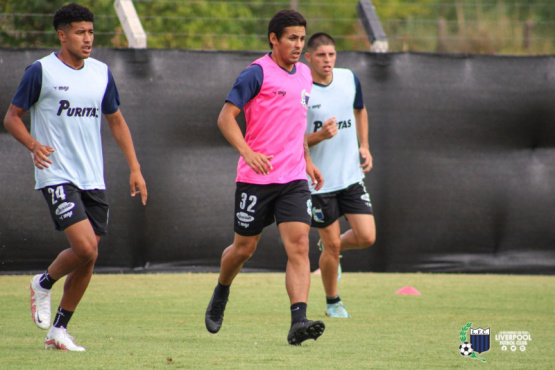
234, 180, 312, 236
41, 183, 109, 235
311, 181, 373, 228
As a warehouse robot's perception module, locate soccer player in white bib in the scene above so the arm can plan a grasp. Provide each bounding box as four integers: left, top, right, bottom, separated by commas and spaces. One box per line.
304, 32, 376, 318
3, 3, 147, 351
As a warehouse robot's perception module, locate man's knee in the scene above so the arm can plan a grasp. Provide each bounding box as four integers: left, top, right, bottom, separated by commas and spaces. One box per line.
78, 240, 98, 261
232, 240, 258, 261
291, 233, 310, 254
322, 239, 342, 255
347, 226, 376, 249
282, 234, 310, 262
69, 232, 99, 262
357, 232, 376, 249
237, 247, 256, 261
65, 221, 100, 262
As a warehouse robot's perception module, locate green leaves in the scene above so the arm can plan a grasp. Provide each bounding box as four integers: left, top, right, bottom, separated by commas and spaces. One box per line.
459, 322, 472, 342
1, 0, 555, 53
470, 352, 487, 362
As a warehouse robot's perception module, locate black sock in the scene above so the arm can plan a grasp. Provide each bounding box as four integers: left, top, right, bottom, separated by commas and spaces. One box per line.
53, 307, 74, 329
290, 302, 307, 325
214, 282, 230, 300
39, 271, 57, 290
327, 295, 341, 305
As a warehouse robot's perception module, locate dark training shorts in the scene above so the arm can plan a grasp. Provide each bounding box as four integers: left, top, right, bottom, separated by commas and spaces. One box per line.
41, 183, 109, 235
311, 181, 373, 228
234, 180, 312, 236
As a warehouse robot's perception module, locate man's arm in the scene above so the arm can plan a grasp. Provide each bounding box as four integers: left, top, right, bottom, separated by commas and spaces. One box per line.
104, 109, 147, 205
217, 101, 273, 175
354, 107, 372, 173
3, 104, 55, 170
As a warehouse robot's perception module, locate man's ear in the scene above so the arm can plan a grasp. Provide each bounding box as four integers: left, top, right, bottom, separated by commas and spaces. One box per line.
269, 32, 278, 47
57, 28, 66, 43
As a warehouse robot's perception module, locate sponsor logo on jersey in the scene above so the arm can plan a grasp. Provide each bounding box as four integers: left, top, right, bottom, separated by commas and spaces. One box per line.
55, 201, 75, 216
56, 100, 99, 118
236, 212, 255, 223
312, 119, 352, 133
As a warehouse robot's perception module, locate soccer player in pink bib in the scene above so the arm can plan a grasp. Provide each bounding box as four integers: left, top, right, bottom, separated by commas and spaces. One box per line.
205, 9, 325, 345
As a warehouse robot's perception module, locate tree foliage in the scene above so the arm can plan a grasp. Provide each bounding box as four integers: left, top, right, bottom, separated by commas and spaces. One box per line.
1, 0, 554, 54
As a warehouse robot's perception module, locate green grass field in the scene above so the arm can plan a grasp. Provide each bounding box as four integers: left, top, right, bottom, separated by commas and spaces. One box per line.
0, 272, 553, 369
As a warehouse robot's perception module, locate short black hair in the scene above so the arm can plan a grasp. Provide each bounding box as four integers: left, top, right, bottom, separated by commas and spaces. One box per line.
307, 32, 335, 52
53, 3, 94, 30
267, 9, 307, 49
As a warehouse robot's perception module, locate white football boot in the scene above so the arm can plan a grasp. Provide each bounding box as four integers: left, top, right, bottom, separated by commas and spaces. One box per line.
30, 274, 51, 330
45, 327, 86, 351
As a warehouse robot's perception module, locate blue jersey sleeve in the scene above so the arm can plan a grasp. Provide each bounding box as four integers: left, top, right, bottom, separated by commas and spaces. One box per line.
353, 72, 364, 110
102, 68, 121, 115
12, 62, 43, 111
225, 64, 263, 110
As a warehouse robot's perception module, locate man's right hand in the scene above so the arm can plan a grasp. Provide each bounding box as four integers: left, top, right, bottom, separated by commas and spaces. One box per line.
31, 142, 55, 170
319, 117, 338, 140
243, 151, 274, 175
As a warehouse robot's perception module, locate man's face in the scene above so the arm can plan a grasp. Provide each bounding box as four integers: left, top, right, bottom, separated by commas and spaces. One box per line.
271, 26, 306, 66
306, 44, 336, 80
58, 21, 94, 60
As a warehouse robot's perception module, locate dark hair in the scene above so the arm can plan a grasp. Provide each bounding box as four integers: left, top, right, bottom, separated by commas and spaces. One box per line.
267, 9, 307, 48
307, 32, 335, 52
53, 3, 94, 30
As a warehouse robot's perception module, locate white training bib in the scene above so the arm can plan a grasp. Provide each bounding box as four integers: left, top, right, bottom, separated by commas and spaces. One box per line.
306, 68, 364, 194
31, 53, 109, 190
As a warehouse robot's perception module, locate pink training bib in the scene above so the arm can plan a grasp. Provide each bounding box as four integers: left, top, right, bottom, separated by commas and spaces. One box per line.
236, 54, 312, 184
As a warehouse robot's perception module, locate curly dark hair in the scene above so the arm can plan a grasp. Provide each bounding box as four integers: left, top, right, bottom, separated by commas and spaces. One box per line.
53, 3, 94, 30
267, 9, 307, 49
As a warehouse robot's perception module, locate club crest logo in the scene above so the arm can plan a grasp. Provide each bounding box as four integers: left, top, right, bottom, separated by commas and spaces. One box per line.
470, 327, 491, 354
459, 322, 488, 362
312, 207, 324, 223
300, 89, 309, 108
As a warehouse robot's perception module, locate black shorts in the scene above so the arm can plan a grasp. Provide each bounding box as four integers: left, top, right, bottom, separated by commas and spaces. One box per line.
234, 180, 312, 236
41, 183, 109, 235
311, 181, 373, 228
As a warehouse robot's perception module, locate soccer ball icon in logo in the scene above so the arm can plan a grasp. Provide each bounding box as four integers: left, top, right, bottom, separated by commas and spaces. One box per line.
459, 342, 474, 356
